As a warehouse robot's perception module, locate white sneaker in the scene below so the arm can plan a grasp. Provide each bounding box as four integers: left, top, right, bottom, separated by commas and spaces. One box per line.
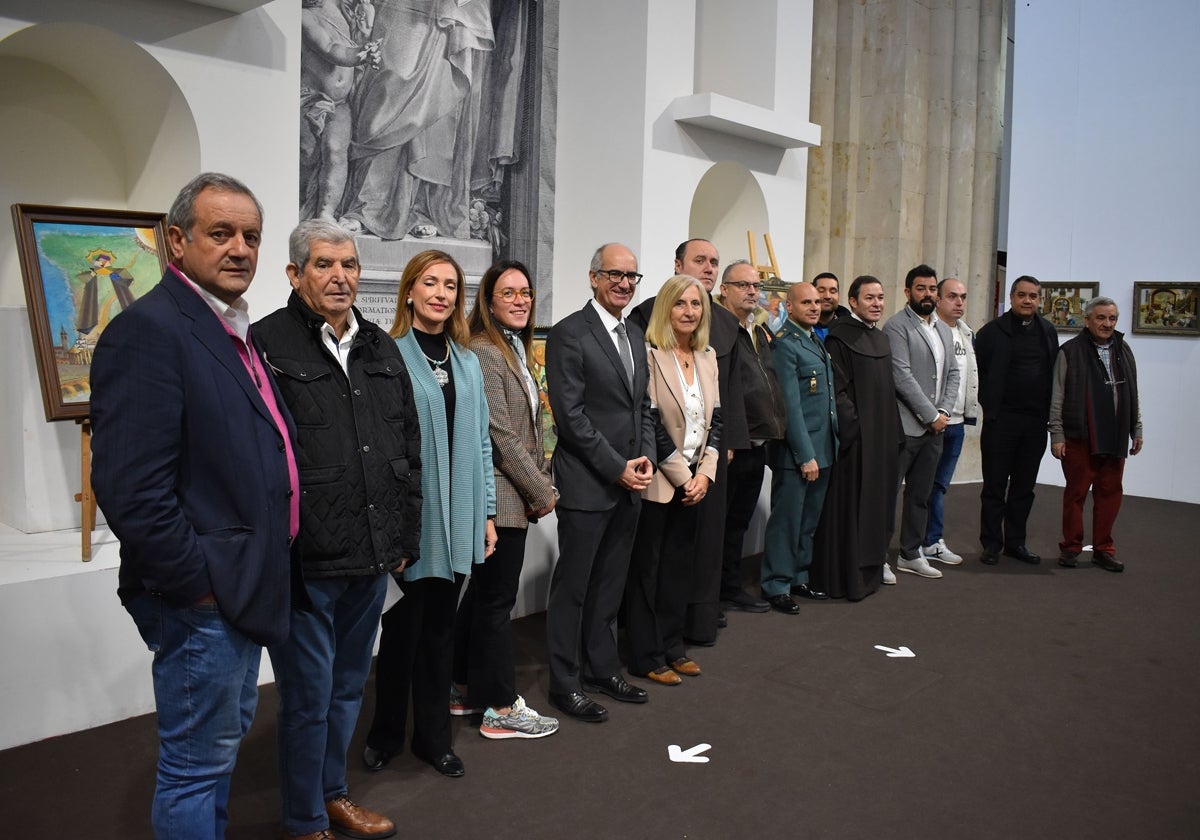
896, 554, 943, 579
881, 562, 897, 585
923, 539, 963, 565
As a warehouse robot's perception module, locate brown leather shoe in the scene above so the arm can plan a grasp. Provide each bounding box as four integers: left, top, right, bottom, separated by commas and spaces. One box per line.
645, 665, 682, 685
1092, 550, 1124, 573
670, 657, 701, 677
325, 794, 396, 839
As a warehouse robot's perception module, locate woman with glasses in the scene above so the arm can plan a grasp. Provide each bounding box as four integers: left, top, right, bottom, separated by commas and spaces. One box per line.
363, 250, 496, 778
626, 274, 723, 685
450, 260, 560, 740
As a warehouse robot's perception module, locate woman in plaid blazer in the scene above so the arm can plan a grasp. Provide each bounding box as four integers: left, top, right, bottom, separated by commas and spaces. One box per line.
453, 259, 560, 740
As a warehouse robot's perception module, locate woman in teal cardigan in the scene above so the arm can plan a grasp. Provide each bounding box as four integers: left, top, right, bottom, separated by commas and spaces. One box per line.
365, 249, 496, 779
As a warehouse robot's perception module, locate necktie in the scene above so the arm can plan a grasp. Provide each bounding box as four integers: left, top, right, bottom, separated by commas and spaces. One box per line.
615, 322, 634, 386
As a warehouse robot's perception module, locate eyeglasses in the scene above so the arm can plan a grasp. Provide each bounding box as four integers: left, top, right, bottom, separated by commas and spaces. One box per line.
593, 269, 643, 285
724, 281, 763, 292
493, 288, 535, 302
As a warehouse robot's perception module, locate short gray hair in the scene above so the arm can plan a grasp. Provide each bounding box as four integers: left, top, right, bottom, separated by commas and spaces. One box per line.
289, 218, 357, 268
590, 243, 622, 273
1083, 295, 1119, 317
721, 259, 753, 283
167, 172, 262, 239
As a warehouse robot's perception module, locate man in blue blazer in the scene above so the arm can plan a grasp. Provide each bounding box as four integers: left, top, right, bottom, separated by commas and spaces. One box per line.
761, 282, 838, 613
881, 264, 961, 581
545, 243, 656, 722
91, 173, 300, 839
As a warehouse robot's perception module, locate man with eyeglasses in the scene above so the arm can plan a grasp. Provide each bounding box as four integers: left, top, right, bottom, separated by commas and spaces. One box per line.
630, 238, 749, 646
716, 260, 786, 613
1048, 297, 1142, 572
545, 243, 656, 722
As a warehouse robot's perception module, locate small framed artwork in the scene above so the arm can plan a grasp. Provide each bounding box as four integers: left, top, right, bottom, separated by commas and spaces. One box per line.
530, 327, 556, 461
754, 278, 791, 334
1131, 282, 1200, 336
12, 204, 169, 421
1039, 282, 1099, 331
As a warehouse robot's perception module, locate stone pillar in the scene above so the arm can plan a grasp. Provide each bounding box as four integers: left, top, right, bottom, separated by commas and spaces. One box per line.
805, 0, 1006, 322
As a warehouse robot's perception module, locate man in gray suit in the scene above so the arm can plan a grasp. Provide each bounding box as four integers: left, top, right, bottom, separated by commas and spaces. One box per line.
545, 243, 656, 722
760, 282, 838, 613
882, 264, 960, 580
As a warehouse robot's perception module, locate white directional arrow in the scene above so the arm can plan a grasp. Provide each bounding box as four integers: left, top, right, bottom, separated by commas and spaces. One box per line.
668, 743, 712, 763
874, 645, 915, 658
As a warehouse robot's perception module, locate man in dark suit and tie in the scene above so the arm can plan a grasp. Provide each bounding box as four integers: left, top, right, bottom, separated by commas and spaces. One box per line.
91, 173, 300, 837
761, 281, 838, 613
545, 243, 656, 722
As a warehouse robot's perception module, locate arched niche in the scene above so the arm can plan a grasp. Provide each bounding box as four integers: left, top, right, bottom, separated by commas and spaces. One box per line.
689, 161, 769, 267
0, 22, 200, 532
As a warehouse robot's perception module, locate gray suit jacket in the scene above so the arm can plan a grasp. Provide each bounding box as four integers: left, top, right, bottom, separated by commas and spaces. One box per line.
882, 305, 961, 437
546, 301, 655, 511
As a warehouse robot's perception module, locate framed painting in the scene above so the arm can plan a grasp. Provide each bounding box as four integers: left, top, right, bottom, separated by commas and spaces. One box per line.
530, 327, 556, 462
754, 279, 791, 334
12, 204, 169, 421
1039, 281, 1098, 331
1131, 282, 1200, 336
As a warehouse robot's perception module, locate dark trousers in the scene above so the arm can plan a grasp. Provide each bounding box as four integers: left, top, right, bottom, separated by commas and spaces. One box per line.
894, 432, 944, 559
547, 497, 640, 693
452, 526, 527, 710
625, 492, 698, 675
761, 461, 830, 596
979, 413, 1048, 552
719, 445, 768, 599
1059, 439, 1126, 556
685, 452, 728, 643
368, 573, 465, 758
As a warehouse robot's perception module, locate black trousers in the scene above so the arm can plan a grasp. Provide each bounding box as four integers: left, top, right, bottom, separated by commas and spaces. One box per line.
452, 526, 527, 710
979, 413, 1049, 553
547, 497, 640, 693
625, 491, 698, 675
368, 573, 465, 758
719, 445, 768, 598
685, 452, 728, 643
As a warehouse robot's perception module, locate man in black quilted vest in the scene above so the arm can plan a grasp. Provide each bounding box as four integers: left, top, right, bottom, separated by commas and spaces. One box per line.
1048, 296, 1142, 573
255, 219, 422, 840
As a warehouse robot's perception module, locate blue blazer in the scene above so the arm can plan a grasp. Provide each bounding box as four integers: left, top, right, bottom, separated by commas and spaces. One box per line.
771, 319, 838, 470
91, 270, 298, 647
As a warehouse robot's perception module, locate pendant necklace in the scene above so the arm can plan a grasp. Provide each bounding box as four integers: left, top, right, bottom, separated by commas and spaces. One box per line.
424, 340, 450, 388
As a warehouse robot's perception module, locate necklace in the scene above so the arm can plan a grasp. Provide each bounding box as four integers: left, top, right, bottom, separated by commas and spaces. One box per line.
674, 348, 694, 369
423, 340, 450, 387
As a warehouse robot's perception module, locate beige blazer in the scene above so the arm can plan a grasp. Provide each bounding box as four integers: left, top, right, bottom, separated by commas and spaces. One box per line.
643, 345, 721, 504
469, 334, 555, 529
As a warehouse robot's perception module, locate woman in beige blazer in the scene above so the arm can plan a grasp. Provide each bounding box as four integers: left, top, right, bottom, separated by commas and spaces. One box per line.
626, 274, 723, 685
452, 259, 560, 740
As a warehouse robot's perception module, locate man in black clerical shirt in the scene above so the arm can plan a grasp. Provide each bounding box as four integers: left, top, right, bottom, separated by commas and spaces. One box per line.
974, 275, 1059, 566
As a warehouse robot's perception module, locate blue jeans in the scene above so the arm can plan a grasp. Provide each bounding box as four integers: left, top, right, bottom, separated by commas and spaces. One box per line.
270, 575, 387, 835
126, 594, 260, 840
924, 421, 965, 546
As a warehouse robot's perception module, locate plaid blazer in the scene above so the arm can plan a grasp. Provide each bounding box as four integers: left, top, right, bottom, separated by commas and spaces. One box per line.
469, 334, 555, 529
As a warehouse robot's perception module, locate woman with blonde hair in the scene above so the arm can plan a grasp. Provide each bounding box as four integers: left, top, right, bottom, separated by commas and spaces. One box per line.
626, 274, 722, 685
450, 258, 559, 739
364, 249, 496, 778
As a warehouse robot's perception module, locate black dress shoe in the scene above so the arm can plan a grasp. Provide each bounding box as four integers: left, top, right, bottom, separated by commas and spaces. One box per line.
716, 612, 728, 629
1092, 550, 1124, 573
765, 593, 800, 615
413, 749, 464, 777
581, 675, 648, 704
1004, 545, 1041, 564
362, 745, 392, 772
721, 591, 770, 613
980, 550, 999, 566
791, 583, 829, 600
548, 691, 608, 722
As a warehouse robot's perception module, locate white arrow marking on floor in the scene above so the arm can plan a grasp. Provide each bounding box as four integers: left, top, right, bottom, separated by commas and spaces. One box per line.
874, 645, 915, 658
669, 743, 712, 763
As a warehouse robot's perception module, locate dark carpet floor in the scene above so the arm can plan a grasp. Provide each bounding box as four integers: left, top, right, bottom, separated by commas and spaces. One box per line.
2, 485, 1197, 839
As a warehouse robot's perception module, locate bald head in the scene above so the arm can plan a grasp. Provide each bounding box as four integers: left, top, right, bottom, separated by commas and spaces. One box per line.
787, 281, 821, 327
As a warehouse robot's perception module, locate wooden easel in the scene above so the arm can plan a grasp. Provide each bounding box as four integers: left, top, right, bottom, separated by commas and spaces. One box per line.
76, 418, 96, 561
746, 231, 782, 281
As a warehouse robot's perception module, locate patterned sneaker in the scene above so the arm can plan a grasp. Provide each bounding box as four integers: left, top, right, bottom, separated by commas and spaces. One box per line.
923, 539, 964, 565
479, 696, 559, 740
449, 685, 484, 717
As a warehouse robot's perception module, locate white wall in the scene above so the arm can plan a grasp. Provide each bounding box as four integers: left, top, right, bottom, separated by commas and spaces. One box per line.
1008, 0, 1200, 503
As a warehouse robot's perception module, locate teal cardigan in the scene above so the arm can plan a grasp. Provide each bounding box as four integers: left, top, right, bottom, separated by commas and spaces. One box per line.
396, 331, 496, 581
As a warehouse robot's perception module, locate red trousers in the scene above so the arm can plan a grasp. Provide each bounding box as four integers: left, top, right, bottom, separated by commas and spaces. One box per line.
1059, 438, 1126, 556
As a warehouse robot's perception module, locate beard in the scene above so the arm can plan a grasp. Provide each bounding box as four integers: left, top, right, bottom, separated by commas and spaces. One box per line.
911, 297, 936, 316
